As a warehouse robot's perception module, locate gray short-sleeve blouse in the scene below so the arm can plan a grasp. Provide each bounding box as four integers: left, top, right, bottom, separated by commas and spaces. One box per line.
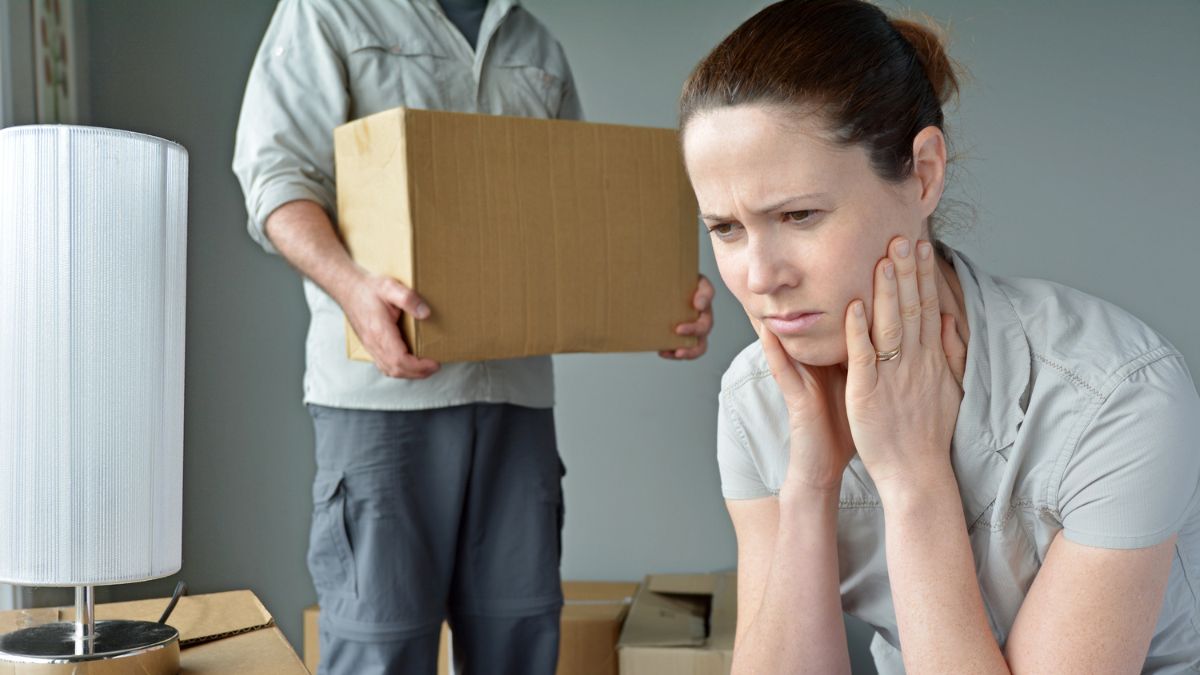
717, 245, 1200, 672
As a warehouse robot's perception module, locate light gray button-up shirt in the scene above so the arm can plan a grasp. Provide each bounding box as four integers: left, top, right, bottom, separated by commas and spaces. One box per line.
717, 245, 1200, 672
233, 0, 581, 410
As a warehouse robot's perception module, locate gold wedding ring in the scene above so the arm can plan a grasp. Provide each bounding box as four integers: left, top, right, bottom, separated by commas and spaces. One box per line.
875, 347, 901, 362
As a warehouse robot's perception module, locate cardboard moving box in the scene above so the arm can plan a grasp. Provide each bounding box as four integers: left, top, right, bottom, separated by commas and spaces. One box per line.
334, 107, 700, 363
558, 581, 639, 675
304, 581, 638, 675
617, 573, 737, 675
0, 590, 306, 675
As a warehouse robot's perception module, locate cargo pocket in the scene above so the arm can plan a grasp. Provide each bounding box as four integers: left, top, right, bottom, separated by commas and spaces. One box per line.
307, 472, 357, 599
549, 458, 566, 564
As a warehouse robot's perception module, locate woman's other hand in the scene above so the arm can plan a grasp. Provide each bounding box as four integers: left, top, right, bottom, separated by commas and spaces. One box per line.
753, 315, 856, 493
842, 237, 966, 492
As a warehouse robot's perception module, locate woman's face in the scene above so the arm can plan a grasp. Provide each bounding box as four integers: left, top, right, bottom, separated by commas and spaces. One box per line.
683, 104, 939, 366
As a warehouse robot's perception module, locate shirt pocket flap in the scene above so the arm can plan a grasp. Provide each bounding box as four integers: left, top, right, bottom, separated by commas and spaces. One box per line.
349, 36, 447, 59
494, 43, 566, 83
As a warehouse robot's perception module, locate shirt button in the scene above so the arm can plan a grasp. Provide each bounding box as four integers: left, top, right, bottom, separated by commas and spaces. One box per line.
389, 46, 403, 55
272, 47, 285, 57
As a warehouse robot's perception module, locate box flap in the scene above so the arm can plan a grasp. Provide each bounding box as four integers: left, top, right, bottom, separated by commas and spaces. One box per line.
0, 590, 275, 648
178, 625, 307, 674
617, 575, 710, 649
562, 581, 638, 624
563, 581, 639, 604
645, 574, 716, 596
0, 592, 304, 673
73, 590, 273, 646
705, 573, 738, 651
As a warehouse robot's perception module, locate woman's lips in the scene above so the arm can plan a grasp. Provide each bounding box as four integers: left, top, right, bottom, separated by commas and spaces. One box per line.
763, 312, 823, 335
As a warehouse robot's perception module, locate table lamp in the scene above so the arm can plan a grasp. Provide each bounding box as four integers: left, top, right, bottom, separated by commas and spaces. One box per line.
0, 125, 188, 673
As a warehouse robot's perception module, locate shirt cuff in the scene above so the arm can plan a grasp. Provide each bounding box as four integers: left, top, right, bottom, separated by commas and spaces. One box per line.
248, 181, 335, 255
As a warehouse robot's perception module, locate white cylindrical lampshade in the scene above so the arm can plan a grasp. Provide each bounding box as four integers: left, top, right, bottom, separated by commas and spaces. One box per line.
0, 126, 188, 586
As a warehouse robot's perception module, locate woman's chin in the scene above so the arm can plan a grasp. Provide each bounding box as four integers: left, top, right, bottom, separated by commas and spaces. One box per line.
778, 335, 847, 367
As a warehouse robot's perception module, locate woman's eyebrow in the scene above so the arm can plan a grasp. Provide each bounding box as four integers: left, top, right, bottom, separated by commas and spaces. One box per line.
700, 192, 830, 221
753, 193, 829, 213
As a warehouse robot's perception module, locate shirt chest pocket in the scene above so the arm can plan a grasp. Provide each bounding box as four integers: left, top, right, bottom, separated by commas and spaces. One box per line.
487, 50, 567, 119
345, 38, 473, 115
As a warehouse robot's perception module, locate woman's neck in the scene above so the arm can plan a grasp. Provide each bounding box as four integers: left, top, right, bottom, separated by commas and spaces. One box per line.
935, 253, 970, 349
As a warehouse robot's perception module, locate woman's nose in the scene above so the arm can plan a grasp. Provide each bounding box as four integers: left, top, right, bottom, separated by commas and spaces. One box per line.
745, 233, 799, 295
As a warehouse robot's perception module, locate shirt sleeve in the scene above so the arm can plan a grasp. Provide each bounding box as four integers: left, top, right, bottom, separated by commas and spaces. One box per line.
1057, 353, 1200, 549
232, 0, 349, 255
718, 390, 774, 501
555, 59, 584, 122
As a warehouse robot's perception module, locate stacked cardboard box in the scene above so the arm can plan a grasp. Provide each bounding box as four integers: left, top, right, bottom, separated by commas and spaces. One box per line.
617, 573, 736, 675
303, 581, 638, 674
0, 590, 306, 675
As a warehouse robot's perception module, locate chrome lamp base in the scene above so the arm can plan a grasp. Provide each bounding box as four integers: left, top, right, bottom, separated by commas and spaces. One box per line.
0, 619, 179, 674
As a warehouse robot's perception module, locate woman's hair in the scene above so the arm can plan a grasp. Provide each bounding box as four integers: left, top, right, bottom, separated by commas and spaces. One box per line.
679, 0, 959, 185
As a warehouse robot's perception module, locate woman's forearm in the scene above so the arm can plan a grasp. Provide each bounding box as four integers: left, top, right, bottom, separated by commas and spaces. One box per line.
878, 467, 1009, 673
733, 483, 851, 675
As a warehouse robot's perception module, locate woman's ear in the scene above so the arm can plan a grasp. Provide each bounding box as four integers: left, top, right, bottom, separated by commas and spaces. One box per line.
911, 126, 947, 219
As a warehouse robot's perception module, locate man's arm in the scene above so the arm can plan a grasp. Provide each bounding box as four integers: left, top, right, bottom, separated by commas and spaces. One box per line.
232, 1, 436, 378
265, 199, 438, 379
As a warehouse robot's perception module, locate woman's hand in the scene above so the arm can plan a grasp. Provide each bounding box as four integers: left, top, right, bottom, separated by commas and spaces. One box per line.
752, 316, 857, 493
842, 237, 966, 492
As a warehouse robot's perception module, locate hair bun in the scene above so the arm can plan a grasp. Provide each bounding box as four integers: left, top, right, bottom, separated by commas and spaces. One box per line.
891, 18, 959, 105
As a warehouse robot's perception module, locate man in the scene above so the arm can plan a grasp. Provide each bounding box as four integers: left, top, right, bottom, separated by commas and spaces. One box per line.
233, 1, 714, 673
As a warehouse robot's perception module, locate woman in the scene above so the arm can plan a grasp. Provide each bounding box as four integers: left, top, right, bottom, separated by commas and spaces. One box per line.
679, 1, 1200, 673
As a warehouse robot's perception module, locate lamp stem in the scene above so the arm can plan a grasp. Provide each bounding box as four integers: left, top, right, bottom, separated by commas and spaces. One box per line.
74, 584, 95, 655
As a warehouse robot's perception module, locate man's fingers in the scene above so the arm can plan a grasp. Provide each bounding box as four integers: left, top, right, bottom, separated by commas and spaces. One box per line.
676, 308, 714, 337
664, 335, 708, 360
693, 275, 715, 311
366, 311, 440, 379
380, 278, 430, 319
376, 351, 441, 379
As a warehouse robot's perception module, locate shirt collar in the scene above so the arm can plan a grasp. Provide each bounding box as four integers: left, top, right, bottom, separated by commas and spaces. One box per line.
476, 0, 519, 52
413, 0, 519, 8
412, 0, 520, 27
940, 244, 1033, 525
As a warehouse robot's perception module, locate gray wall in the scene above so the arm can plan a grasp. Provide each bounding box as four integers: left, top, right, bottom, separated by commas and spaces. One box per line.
65, 0, 1200, 671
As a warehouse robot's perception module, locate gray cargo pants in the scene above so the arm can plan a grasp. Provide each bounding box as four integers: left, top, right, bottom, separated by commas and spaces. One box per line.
306, 403, 565, 675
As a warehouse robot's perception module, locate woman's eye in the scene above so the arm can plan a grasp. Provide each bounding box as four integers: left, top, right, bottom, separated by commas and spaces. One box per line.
707, 222, 741, 238
785, 210, 814, 223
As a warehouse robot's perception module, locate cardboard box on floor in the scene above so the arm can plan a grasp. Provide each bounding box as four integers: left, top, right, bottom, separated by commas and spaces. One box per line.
0, 590, 306, 674
616, 573, 737, 675
303, 581, 638, 675
557, 581, 639, 675
333, 107, 700, 363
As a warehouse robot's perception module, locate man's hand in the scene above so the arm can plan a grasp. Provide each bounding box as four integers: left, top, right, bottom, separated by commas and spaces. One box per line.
263, 200, 440, 380
341, 272, 441, 379
660, 274, 715, 360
